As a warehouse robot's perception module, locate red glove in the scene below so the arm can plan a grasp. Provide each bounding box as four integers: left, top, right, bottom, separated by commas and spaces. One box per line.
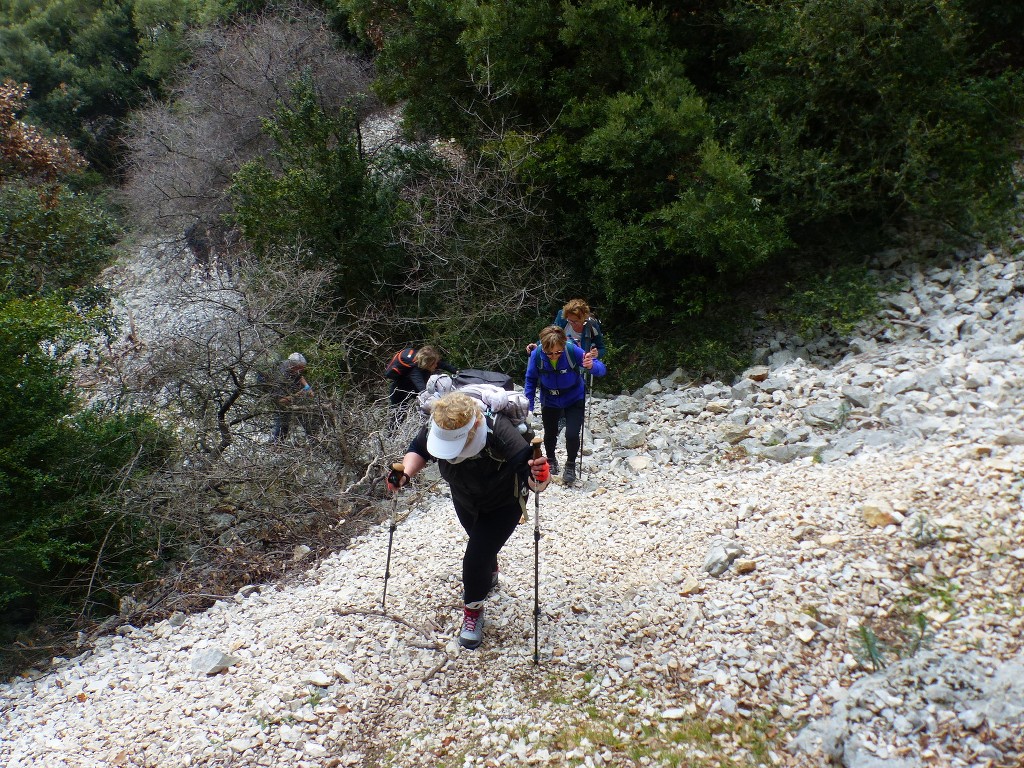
530, 457, 550, 484
386, 467, 408, 492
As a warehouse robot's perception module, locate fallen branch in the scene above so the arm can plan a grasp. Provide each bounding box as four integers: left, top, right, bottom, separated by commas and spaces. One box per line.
334, 606, 452, 685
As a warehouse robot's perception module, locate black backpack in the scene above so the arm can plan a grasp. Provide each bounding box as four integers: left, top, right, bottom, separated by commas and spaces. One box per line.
453, 368, 514, 391
385, 347, 417, 380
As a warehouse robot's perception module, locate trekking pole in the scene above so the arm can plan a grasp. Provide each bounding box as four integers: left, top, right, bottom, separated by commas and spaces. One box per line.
531, 437, 543, 664
579, 372, 591, 483
381, 462, 403, 609
580, 346, 596, 483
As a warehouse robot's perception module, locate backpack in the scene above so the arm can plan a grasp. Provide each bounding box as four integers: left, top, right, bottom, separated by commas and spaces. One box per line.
453, 368, 514, 391
532, 345, 581, 375
385, 346, 417, 380
418, 374, 533, 436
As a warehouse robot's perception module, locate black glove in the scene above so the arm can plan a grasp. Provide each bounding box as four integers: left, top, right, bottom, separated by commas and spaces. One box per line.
386, 467, 408, 492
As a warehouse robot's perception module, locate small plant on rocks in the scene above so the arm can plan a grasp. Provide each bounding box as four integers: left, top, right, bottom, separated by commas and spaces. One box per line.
858, 588, 944, 671
305, 687, 325, 707
899, 612, 935, 658
904, 576, 961, 616
854, 624, 888, 671
907, 511, 946, 546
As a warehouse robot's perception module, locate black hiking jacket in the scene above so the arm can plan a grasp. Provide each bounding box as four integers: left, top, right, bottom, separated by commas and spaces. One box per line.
409, 414, 532, 514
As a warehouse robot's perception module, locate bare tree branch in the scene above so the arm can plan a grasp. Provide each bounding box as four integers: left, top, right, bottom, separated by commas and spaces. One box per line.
120, 5, 381, 254
385, 138, 566, 370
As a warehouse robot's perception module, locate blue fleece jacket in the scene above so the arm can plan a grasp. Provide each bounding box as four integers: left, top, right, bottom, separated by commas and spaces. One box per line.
524, 344, 607, 411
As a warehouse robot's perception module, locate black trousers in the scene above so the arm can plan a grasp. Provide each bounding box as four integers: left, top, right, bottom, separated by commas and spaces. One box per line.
454, 497, 522, 605
541, 398, 585, 464
388, 382, 417, 407
271, 407, 319, 440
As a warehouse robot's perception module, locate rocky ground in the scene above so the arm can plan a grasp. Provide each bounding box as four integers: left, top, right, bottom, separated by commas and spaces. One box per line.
2, 231, 1023, 767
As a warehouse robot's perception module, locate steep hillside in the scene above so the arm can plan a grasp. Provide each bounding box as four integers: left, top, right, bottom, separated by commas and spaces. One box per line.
2, 229, 1023, 766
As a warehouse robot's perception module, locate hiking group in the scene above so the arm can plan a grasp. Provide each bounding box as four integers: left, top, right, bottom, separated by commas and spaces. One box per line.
386, 299, 606, 652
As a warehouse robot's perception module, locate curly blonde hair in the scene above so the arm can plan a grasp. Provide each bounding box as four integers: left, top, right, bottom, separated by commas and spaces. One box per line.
415, 344, 441, 371
431, 391, 481, 431
562, 298, 591, 322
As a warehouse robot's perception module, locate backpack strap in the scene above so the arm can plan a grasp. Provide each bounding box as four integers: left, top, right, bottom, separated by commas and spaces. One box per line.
482, 412, 533, 466
476, 413, 507, 465
536, 347, 583, 397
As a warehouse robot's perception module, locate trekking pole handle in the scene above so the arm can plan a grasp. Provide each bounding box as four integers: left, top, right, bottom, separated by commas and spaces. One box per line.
529, 437, 548, 489
387, 463, 407, 493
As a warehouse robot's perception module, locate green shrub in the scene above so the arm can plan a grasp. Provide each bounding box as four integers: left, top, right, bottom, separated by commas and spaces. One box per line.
0, 294, 172, 616
0, 181, 121, 299
0, 409, 172, 616
228, 78, 402, 305
602, 305, 754, 393
566, 70, 791, 319
773, 264, 883, 339
724, 0, 1024, 239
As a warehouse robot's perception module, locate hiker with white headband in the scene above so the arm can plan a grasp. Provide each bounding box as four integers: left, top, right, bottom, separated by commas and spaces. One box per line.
386, 391, 550, 649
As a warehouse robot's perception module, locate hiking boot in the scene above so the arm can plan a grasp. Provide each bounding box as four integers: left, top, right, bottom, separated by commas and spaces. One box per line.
459, 606, 485, 649
491, 566, 500, 589
563, 460, 577, 486
548, 455, 560, 476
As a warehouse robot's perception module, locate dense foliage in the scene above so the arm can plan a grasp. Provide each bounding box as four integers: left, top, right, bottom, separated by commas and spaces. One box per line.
0, 295, 170, 618
723, 0, 1024, 237
1, 78, 169, 646
0, 183, 120, 297
229, 79, 402, 305
0, 0, 157, 174
337, 0, 1024, 375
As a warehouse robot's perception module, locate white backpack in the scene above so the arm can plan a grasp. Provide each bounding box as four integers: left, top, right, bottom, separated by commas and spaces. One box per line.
418, 374, 531, 431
